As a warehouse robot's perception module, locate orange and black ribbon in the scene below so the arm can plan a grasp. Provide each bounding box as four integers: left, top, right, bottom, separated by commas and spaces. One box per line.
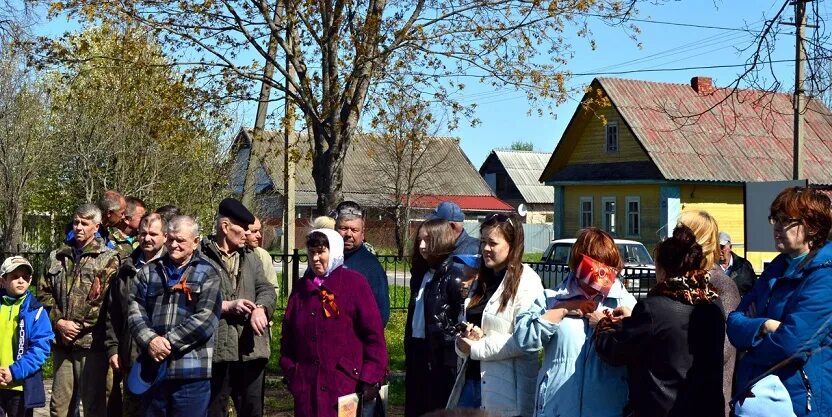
319, 288, 339, 318
170, 275, 193, 302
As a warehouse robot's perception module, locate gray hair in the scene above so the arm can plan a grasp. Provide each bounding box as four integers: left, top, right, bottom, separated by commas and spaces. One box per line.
139, 213, 166, 232
74, 204, 102, 225
166, 215, 200, 238
125, 196, 146, 217
97, 190, 124, 213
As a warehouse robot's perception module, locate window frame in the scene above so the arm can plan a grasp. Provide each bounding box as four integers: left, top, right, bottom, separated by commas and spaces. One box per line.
626, 196, 641, 238
580, 196, 593, 229
605, 121, 619, 154
601, 196, 616, 234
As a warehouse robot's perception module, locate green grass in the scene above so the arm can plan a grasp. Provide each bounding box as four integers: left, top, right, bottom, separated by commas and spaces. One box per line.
523, 251, 544, 262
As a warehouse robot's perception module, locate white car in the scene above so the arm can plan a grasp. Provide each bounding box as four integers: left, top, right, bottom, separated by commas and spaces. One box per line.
531, 238, 656, 296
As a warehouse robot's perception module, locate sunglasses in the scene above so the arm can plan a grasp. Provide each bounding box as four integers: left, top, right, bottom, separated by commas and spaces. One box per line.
768, 215, 802, 226
486, 213, 515, 227
335, 206, 363, 219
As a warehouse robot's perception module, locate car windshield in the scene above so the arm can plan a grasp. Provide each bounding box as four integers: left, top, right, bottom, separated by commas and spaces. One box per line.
618, 243, 653, 266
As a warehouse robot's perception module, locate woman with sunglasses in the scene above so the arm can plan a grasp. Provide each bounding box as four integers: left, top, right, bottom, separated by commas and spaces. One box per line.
727, 187, 832, 417
677, 210, 740, 415
594, 224, 726, 417
279, 229, 388, 417
448, 213, 544, 417
405, 219, 465, 417
513, 227, 637, 417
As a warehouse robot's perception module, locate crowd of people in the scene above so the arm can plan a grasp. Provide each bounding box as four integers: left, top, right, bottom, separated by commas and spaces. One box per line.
0, 186, 830, 417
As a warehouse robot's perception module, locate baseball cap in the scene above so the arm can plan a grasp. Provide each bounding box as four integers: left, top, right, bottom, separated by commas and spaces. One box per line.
453, 254, 481, 269
719, 232, 731, 246
127, 353, 168, 395
0, 256, 33, 277
429, 201, 464, 222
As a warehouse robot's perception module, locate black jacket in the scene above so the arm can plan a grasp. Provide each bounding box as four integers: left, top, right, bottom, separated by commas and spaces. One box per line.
404, 258, 464, 417
726, 252, 756, 296
595, 295, 727, 417
104, 247, 153, 368
405, 259, 465, 351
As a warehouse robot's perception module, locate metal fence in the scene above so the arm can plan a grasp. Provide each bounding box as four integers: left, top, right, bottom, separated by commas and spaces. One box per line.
526, 261, 658, 299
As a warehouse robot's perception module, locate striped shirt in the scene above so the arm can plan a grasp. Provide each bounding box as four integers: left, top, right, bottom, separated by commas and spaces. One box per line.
128, 253, 222, 380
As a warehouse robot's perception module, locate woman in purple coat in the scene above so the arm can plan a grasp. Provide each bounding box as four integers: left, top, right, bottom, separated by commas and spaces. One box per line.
280, 228, 388, 417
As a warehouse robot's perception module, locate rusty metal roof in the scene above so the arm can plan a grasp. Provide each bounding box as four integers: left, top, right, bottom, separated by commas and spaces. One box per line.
595, 77, 832, 185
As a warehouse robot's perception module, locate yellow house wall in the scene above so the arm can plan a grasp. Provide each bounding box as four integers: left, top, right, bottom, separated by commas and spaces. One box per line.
563, 185, 662, 248
568, 106, 650, 165
679, 184, 744, 252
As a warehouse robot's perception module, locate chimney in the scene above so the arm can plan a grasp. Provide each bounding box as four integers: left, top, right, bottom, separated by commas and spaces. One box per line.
691, 76, 714, 95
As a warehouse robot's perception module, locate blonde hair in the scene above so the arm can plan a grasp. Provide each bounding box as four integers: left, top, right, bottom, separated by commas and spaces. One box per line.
677, 210, 719, 269
312, 216, 336, 230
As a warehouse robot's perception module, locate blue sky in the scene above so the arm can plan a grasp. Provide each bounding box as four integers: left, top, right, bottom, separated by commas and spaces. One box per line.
29, 1, 817, 168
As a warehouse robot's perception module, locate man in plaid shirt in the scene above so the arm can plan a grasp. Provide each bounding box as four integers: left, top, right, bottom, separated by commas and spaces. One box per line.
128, 215, 222, 416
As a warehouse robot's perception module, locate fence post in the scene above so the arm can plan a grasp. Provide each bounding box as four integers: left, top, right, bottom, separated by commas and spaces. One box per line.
291, 248, 300, 293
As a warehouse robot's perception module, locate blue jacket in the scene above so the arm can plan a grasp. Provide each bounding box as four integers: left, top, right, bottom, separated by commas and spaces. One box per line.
727, 241, 832, 417
3, 290, 54, 409
343, 244, 390, 326
514, 275, 637, 417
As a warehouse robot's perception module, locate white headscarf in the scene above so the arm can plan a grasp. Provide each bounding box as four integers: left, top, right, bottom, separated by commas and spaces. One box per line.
309, 228, 344, 277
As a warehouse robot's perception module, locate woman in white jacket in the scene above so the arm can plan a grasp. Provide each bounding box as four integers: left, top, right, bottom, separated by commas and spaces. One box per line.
450, 213, 544, 417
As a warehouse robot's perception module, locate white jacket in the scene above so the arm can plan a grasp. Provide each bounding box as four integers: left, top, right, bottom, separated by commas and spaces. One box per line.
449, 264, 544, 417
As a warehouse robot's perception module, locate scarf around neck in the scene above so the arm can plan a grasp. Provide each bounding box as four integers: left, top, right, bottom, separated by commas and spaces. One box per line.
649, 270, 719, 305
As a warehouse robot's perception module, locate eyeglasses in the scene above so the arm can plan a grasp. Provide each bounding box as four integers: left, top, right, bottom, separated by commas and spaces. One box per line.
768, 215, 802, 226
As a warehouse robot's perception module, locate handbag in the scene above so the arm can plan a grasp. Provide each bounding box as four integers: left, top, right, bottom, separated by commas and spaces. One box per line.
357, 384, 388, 417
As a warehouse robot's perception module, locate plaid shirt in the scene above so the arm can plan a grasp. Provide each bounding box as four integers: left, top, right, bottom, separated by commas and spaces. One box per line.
128, 252, 222, 380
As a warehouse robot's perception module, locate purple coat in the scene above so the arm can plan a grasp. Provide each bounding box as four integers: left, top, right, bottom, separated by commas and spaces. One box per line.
280, 265, 388, 417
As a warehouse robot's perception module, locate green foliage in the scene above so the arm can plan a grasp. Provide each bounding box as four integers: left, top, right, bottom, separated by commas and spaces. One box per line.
511, 141, 535, 151
38, 24, 230, 232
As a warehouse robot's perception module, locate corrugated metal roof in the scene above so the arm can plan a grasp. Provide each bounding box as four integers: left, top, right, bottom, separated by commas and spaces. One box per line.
491, 150, 554, 204
232, 130, 502, 206
594, 77, 832, 185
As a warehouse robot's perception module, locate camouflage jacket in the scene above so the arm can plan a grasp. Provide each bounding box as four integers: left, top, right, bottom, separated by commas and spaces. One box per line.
107, 227, 135, 259
39, 237, 120, 350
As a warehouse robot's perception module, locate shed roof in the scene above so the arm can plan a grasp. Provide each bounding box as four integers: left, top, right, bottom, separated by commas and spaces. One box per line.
231, 129, 508, 210
486, 150, 553, 204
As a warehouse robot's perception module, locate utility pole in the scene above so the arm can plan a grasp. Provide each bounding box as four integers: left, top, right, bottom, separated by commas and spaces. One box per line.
283, 7, 297, 292
792, 0, 808, 180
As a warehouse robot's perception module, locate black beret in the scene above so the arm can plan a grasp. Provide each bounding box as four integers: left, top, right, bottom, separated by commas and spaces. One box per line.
218, 198, 255, 226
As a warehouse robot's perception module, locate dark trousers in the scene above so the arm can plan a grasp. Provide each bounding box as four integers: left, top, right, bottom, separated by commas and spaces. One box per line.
0, 389, 32, 417
141, 378, 210, 417
404, 338, 456, 417
208, 359, 266, 417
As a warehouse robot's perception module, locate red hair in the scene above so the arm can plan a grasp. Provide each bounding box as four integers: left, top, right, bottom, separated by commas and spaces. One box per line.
569, 228, 624, 271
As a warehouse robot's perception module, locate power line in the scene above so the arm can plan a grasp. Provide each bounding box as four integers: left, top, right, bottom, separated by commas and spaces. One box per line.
572, 58, 793, 76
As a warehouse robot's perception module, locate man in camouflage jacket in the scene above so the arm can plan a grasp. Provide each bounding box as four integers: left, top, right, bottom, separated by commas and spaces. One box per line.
39, 204, 120, 417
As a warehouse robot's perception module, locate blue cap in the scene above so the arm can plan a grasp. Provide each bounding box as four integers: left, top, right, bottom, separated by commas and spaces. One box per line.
127, 353, 168, 395
429, 201, 464, 222
733, 375, 796, 417
453, 254, 481, 269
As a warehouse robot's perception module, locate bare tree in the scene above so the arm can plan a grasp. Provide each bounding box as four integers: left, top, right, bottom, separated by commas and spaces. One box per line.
368, 91, 451, 256
38, 0, 644, 213
0, 35, 55, 252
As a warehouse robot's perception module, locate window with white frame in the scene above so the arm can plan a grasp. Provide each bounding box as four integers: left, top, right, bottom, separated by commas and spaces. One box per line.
602, 197, 616, 234
606, 121, 619, 153
580, 197, 593, 228
626, 196, 640, 237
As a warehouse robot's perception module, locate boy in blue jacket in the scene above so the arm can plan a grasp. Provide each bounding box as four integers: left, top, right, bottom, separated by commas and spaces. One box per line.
0, 256, 54, 417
